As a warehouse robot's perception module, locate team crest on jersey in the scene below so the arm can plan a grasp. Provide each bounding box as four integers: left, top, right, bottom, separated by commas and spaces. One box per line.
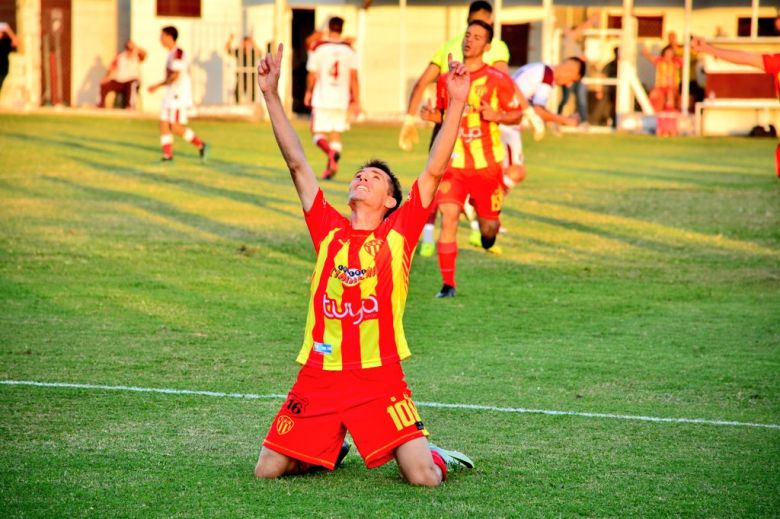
276, 415, 295, 435
363, 239, 383, 256
473, 84, 488, 98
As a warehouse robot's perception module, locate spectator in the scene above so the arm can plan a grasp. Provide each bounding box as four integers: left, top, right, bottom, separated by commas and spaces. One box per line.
98, 40, 146, 109
0, 22, 19, 94
641, 44, 682, 136
557, 13, 598, 130
668, 31, 704, 109
226, 33, 261, 103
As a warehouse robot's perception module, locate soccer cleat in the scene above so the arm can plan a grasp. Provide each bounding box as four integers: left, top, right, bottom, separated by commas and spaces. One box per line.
199, 142, 209, 161
419, 242, 435, 257
322, 150, 340, 180
435, 284, 456, 298
469, 229, 482, 248
485, 245, 503, 256
429, 444, 474, 470
161, 155, 174, 162
335, 440, 351, 468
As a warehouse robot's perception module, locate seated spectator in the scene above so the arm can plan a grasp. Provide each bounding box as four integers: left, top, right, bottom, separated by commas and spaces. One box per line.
641, 44, 682, 136
98, 40, 146, 109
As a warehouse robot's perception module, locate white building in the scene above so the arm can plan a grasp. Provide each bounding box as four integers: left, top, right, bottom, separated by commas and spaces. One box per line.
2, 1, 779, 134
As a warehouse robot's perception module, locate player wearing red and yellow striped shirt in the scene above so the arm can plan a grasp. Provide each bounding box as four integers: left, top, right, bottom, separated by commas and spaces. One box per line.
433, 20, 523, 298
254, 43, 474, 486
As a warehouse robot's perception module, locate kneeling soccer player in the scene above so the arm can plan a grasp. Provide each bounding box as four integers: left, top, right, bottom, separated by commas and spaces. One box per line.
254, 45, 473, 486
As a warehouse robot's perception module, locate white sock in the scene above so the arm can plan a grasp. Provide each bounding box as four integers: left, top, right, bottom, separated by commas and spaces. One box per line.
470, 219, 479, 231
422, 223, 435, 244
503, 174, 516, 190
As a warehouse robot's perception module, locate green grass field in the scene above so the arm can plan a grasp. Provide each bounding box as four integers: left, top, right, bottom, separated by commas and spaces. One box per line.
1, 114, 779, 517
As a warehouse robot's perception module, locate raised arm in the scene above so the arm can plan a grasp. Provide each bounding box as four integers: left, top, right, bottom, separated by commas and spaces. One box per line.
691, 37, 764, 70
416, 56, 468, 207
258, 44, 319, 211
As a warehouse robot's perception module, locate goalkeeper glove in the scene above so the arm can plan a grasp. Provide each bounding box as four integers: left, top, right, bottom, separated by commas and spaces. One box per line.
523, 106, 546, 141
398, 114, 419, 151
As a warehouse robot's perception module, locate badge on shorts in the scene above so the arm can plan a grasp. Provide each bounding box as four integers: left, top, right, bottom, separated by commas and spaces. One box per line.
276, 415, 295, 435
313, 342, 332, 355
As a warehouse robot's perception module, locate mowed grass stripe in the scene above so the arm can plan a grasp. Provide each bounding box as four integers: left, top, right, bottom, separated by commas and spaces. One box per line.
3, 380, 778, 430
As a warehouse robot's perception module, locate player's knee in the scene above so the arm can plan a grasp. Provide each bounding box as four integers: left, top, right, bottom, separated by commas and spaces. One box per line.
404, 464, 442, 487
479, 219, 500, 238
254, 448, 289, 479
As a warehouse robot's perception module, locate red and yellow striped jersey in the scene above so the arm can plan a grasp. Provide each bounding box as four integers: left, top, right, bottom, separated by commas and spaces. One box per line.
296, 181, 429, 371
763, 53, 780, 101
437, 64, 519, 170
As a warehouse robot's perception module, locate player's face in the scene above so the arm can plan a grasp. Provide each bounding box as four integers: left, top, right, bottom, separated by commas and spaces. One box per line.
348, 167, 397, 212
557, 61, 581, 87
462, 26, 490, 59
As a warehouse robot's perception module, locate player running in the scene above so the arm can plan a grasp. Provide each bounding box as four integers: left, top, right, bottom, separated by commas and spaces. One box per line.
304, 16, 360, 180
427, 20, 523, 298
255, 44, 473, 486
147, 26, 207, 162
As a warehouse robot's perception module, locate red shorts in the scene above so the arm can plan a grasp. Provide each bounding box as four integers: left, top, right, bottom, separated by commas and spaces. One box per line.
436, 166, 503, 220
263, 363, 429, 470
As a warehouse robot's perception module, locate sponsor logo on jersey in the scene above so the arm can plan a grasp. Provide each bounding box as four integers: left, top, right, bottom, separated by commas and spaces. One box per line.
313, 342, 333, 354
459, 126, 483, 144
322, 294, 379, 325
331, 264, 377, 286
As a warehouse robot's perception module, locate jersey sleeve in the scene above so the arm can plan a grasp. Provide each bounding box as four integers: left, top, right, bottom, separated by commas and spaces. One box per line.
435, 74, 448, 111
170, 49, 186, 71
387, 180, 430, 245
304, 189, 348, 253
430, 40, 449, 70
763, 53, 780, 75
497, 73, 520, 111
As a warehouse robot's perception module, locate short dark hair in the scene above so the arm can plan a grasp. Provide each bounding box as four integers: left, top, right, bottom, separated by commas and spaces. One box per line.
567, 56, 586, 78
468, 19, 494, 42
469, 1, 493, 16
329, 16, 344, 34
359, 159, 403, 218
162, 26, 178, 41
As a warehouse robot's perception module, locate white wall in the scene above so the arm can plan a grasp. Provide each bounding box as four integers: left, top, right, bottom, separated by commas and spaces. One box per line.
71, 0, 117, 107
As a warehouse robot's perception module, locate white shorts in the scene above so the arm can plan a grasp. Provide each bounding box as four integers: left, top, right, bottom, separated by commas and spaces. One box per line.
311, 107, 350, 134
499, 124, 524, 167
160, 94, 190, 125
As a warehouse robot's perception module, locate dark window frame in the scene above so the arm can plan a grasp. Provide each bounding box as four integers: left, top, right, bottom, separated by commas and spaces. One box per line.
157, 0, 201, 18
607, 15, 664, 38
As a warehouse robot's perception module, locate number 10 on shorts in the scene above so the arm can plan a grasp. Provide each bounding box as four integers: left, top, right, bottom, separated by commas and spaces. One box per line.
386, 396, 423, 431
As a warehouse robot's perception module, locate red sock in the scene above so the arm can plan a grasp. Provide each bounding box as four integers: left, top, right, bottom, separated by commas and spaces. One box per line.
430, 450, 447, 481
190, 136, 203, 148
316, 138, 331, 154
437, 241, 458, 287
775, 143, 779, 177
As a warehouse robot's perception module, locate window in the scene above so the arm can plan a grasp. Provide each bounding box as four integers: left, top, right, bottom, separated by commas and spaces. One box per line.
608, 15, 664, 38
737, 17, 779, 37
157, 0, 201, 18
501, 23, 529, 67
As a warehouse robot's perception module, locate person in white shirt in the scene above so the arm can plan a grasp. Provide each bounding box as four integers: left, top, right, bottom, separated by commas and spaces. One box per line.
99, 40, 146, 109
148, 26, 207, 162
304, 16, 360, 180
501, 58, 584, 188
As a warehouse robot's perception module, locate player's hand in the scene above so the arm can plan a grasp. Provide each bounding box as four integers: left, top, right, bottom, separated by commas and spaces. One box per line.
348, 101, 362, 121
398, 115, 419, 151
566, 114, 580, 127
147, 84, 158, 93
303, 91, 312, 108
446, 53, 470, 104
477, 99, 499, 122
523, 106, 545, 141
420, 99, 441, 123
258, 43, 283, 95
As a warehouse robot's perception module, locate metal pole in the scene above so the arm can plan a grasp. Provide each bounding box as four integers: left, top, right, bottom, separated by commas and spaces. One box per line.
541, 0, 554, 65
494, 0, 502, 41
616, 0, 634, 122
681, 0, 691, 115
750, 0, 759, 40
399, 0, 406, 114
